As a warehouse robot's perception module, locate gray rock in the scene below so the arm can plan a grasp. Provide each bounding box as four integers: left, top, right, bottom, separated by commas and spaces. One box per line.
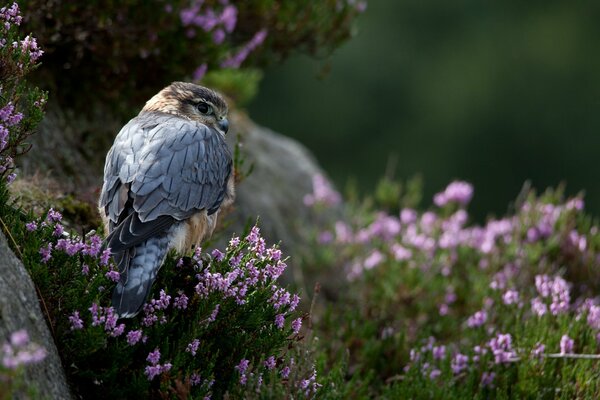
218, 112, 339, 284
0, 232, 73, 400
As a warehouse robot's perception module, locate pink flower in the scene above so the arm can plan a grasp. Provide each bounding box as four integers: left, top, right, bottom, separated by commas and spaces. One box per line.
434, 181, 474, 207
559, 335, 574, 354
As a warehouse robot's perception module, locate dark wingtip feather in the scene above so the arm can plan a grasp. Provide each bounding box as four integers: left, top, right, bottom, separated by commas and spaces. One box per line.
112, 280, 153, 319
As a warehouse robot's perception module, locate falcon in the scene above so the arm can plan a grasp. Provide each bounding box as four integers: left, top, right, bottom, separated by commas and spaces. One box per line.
98, 82, 234, 318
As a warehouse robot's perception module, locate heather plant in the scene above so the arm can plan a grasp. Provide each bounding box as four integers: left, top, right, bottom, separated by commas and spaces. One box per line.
0, 177, 311, 398
0, 2, 47, 183
304, 176, 600, 398
19, 0, 367, 110
0, 329, 47, 399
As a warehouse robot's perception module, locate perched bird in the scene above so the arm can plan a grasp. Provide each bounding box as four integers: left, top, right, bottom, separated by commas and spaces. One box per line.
98, 82, 234, 318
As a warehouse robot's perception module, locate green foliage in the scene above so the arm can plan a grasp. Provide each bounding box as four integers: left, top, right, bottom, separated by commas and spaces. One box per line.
0, 2, 47, 181
202, 68, 263, 107
19, 0, 365, 112
302, 178, 600, 398
0, 180, 312, 398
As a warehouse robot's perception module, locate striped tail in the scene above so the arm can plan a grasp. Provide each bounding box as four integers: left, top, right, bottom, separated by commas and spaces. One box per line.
111, 232, 173, 318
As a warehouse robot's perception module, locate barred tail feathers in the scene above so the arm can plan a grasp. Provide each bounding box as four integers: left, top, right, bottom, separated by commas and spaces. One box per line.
111, 233, 173, 318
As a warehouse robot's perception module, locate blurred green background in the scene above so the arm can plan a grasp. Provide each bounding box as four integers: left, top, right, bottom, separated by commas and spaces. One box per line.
249, 1, 600, 221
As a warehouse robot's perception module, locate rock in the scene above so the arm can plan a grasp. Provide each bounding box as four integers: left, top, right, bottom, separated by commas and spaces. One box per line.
0, 232, 73, 399
221, 112, 339, 284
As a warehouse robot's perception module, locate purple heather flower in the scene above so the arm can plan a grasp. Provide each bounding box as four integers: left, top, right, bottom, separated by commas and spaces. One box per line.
587, 305, 600, 330
208, 304, 220, 322
105, 270, 120, 282
299, 366, 321, 397
264, 356, 276, 370
229, 236, 240, 248
434, 181, 473, 207
25, 221, 37, 231
289, 294, 300, 311
502, 289, 520, 306
429, 368, 441, 380
246, 225, 261, 244
81, 263, 90, 275
190, 373, 202, 386
111, 323, 125, 337
303, 173, 341, 207
220, 4, 237, 32
467, 310, 487, 328
391, 244, 412, 261
270, 288, 291, 310
6, 173, 15, 183
235, 358, 249, 375
0, 103, 14, 121
432, 345, 446, 360
212, 28, 225, 44
186, 339, 201, 356
1, 329, 46, 369
192, 63, 207, 81
364, 250, 384, 270
481, 371, 495, 387
560, 334, 574, 354
126, 330, 143, 346
100, 249, 111, 266
531, 342, 545, 359
147, 348, 161, 365
39, 243, 52, 263
291, 317, 302, 334
451, 353, 469, 374
280, 365, 291, 379
335, 221, 353, 243
267, 247, 282, 261
46, 208, 62, 223
211, 248, 225, 261
68, 311, 84, 330
400, 208, 417, 224
10, 330, 29, 347
566, 198, 584, 211
52, 223, 64, 237
274, 313, 285, 329
531, 297, 548, 316
488, 333, 517, 364
174, 293, 189, 309
145, 365, 162, 381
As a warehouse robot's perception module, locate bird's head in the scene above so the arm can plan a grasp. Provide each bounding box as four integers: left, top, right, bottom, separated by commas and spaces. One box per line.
142, 82, 229, 134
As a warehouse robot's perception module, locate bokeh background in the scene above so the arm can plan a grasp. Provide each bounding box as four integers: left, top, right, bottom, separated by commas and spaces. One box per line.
249, 1, 600, 221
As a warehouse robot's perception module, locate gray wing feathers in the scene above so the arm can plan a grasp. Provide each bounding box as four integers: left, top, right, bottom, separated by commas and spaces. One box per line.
128, 115, 231, 221
101, 112, 232, 225
101, 112, 231, 318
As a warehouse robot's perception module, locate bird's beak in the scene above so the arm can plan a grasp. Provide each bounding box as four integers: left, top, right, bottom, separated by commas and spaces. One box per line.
218, 118, 229, 134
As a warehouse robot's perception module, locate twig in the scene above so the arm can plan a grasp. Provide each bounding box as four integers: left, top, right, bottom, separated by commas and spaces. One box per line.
504, 353, 600, 363
0, 215, 23, 259
545, 353, 600, 360
34, 282, 55, 338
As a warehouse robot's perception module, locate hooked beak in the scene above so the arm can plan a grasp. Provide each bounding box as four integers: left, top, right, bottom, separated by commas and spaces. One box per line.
218, 118, 229, 134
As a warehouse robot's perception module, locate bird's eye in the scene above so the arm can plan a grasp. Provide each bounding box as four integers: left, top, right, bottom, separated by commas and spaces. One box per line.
197, 102, 212, 115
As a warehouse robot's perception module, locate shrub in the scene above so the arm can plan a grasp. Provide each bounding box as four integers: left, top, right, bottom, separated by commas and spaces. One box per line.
0, 183, 310, 398
0, 2, 47, 183
304, 176, 600, 398
19, 0, 367, 110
